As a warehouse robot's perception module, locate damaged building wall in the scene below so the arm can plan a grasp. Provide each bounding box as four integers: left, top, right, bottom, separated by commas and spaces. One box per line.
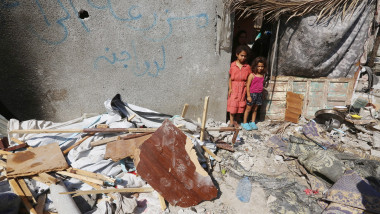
0, 1, 231, 121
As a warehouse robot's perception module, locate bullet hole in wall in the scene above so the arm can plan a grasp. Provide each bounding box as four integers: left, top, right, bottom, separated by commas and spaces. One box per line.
78, 9, 89, 19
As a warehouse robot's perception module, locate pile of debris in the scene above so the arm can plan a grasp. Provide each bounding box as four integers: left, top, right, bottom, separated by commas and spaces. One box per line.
0, 94, 239, 214
1, 93, 380, 214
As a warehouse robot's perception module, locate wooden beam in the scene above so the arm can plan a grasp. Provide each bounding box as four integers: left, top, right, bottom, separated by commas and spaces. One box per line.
35, 194, 46, 214
56, 171, 104, 186
181, 104, 189, 118
30, 173, 59, 186
200, 96, 209, 142
17, 178, 37, 204
8, 179, 37, 214
67, 168, 115, 183
0, 150, 12, 155
202, 146, 222, 162
60, 187, 154, 196
158, 193, 167, 211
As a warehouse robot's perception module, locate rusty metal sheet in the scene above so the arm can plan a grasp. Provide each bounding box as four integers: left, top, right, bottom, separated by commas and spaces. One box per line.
135, 120, 218, 207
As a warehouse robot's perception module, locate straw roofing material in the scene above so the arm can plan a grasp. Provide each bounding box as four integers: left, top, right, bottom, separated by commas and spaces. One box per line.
226, 0, 366, 22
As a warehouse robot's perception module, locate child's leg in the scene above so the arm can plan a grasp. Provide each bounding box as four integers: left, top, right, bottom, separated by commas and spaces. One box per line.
229, 113, 235, 126
243, 105, 252, 123
251, 105, 259, 123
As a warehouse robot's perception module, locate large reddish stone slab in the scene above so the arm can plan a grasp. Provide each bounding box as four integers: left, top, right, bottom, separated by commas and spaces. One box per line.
135, 120, 218, 207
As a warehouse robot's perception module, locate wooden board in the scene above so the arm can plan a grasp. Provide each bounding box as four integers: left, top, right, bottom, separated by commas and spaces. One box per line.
135, 120, 218, 207
285, 92, 303, 123
104, 133, 153, 161
264, 76, 354, 120
6, 143, 69, 178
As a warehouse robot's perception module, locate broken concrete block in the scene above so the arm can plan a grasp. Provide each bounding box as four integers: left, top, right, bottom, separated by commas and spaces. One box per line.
104, 133, 152, 161
6, 143, 69, 178
135, 120, 218, 207
373, 132, 380, 148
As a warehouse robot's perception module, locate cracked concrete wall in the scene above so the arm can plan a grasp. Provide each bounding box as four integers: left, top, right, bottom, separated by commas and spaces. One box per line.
0, 0, 231, 121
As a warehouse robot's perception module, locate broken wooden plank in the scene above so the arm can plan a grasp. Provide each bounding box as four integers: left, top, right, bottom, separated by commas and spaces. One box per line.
181, 103, 189, 118
56, 171, 104, 186
17, 178, 37, 204
0, 150, 12, 155
9, 179, 37, 214
6, 143, 69, 178
158, 193, 167, 211
104, 134, 153, 161
135, 120, 218, 207
200, 96, 209, 142
202, 146, 222, 162
60, 187, 154, 196
31, 173, 59, 185
285, 92, 303, 124
36, 194, 47, 214
67, 168, 115, 183
63, 134, 93, 155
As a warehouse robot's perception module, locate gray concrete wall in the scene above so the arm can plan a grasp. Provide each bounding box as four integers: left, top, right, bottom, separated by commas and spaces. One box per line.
0, 0, 231, 122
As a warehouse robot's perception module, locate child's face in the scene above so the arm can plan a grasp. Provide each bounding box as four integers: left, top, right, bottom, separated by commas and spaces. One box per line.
257, 62, 265, 73
236, 51, 248, 64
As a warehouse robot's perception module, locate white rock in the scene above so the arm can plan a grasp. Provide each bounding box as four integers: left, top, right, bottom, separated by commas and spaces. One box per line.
371, 149, 380, 158
373, 132, 380, 148
267, 195, 277, 205
274, 155, 284, 163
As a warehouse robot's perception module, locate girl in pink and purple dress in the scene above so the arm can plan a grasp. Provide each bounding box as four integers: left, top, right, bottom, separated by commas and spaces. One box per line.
241, 57, 267, 131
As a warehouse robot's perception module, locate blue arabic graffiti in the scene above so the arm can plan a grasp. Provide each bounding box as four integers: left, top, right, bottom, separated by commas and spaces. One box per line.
94, 41, 165, 77
1, 1, 208, 77
30, 0, 70, 45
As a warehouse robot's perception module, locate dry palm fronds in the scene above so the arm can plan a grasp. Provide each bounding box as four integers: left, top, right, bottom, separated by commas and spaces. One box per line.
226, 0, 369, 22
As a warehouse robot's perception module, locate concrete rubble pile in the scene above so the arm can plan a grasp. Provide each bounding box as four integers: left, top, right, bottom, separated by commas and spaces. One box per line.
1, 93, 380, 214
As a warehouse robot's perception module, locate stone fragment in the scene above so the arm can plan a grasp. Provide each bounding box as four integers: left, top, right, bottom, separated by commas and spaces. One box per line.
373, 132, 380, 148
371, 149, 380, 158
135, 120, 218, 207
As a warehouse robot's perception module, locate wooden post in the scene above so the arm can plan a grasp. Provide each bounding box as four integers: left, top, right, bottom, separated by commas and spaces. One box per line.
181, 104, 189, 118
200, 96, 209, 142
9, 179, 37, 214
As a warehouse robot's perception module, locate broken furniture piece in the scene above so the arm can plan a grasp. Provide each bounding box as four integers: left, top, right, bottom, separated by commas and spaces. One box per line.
263, 76, 354, 120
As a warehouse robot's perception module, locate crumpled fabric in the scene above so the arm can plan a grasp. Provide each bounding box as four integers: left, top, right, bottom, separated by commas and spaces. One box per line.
273, 0, 375, 78
299, 150, 346, 183
85, 200, 113, 214
324, 170, 380, 213
114, 193, 138, 214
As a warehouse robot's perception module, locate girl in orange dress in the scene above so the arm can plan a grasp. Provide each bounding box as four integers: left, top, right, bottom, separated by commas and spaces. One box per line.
227, 45, 251, 126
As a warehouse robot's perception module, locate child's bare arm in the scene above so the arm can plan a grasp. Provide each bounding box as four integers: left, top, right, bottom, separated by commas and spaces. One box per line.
246, 74, 254, 101
228, 77, 232, 96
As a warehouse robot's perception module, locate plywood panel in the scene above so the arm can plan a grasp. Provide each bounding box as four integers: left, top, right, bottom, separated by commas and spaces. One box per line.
6, 143, 68, 178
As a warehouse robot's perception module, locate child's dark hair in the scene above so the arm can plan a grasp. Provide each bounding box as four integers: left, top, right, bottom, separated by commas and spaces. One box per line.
235, 45, 250, 55
251, 57, 267, 74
